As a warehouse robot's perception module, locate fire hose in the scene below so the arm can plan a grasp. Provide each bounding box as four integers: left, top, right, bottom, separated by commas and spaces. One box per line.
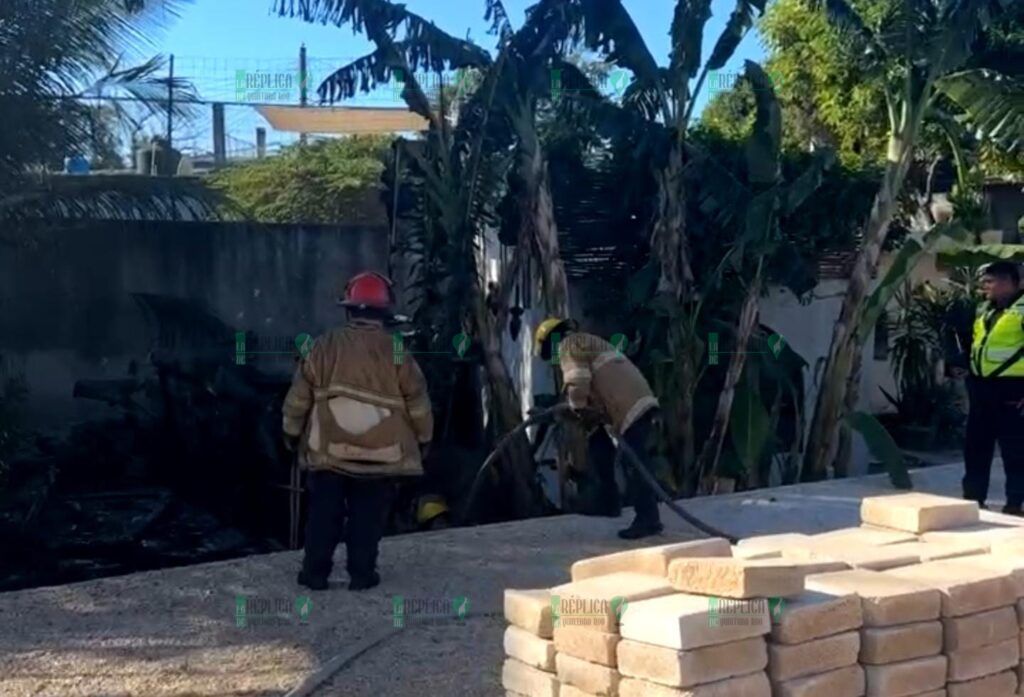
461, 404, 737, 542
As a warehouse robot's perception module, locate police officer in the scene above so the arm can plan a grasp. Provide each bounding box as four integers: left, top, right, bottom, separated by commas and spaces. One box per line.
283, 271, 433, 590
534, 317, 663, 539
962, 261, 1024, 514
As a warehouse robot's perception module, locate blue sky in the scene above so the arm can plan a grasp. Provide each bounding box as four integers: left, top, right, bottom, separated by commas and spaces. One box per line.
145, 0, 767, 156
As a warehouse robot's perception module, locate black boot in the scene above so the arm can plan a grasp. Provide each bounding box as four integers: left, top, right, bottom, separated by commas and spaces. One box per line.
297, 570, 329, 591
617, 519, 664, 540
1003, 504, 1024, 517
348, 571, 381, 591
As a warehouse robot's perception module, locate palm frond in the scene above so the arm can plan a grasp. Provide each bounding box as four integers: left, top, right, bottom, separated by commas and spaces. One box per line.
743, 61, 782, 185
485, 0, 514, 43
808, 0, 886, 64
936, 69, 1024, 152
705, 0, 765, 72
670, 0, 713, 79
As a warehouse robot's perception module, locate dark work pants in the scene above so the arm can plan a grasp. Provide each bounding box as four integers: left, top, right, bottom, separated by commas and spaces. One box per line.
588, 408, 662, 526
301, 470, 391, 583
963, 376, 1024, 508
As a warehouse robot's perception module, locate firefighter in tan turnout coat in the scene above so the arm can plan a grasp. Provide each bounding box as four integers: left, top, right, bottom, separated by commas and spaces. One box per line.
283, 271, 433, 591
534, 318, 663, 539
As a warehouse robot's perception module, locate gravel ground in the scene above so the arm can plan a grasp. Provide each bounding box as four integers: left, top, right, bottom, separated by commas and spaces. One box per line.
0, 462, 1007, 697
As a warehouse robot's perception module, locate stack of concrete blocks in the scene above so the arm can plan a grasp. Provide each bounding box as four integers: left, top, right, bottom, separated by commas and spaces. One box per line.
610, 555, 806, 696
502, 538, 730, 697
866, 493, 1021, 696
805, 568, 946, 697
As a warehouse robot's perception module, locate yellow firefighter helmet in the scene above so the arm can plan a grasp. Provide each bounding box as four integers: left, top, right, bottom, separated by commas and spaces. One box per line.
416, 495, 449, 526
534, 317, 575, 356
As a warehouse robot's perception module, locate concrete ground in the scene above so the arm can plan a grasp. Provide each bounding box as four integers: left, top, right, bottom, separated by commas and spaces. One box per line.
2, 461, 1022, 697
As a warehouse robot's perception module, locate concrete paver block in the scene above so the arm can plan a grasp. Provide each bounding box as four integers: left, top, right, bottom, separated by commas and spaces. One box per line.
550, 572, 675, 633
556, 652, 620, 697
921, 524, 1024, 550
502, 658, 560, 697
946, 636, 1019, 682
860, 621, 943, 664
617, 672, 770, 697
885, 560, 1017, 617
554, 626, 620, 667
667, 558, 804, 599
571, 539, 733, 581
882, 541, 987, 563
805, 569, 941, 626
616, 636, 766, 688
860, 494, 979, 533
990, 538, 1024, 557
782, 557, 852, 577
784, 545, 919, 571
560, 686, 600, 697
767, 630, 860, 682
504, 625, 556, 672
962, 554, 1024, 598
811, 527, 919, 547
770, 664, 866, 697
505, 589, 555, 638
619, 593, 769, 650
863, 654, 948, 697
1017, 598, 1024, 626
771, 590, 863, 644
946, 668, 1017, 697
734, 534, 812, 560
942, 606, 1018, 652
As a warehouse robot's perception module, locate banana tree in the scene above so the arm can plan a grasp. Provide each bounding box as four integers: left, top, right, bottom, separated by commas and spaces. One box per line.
560, 0, 766, 479
802, 0, 1018, 481
693, 62, 836, 490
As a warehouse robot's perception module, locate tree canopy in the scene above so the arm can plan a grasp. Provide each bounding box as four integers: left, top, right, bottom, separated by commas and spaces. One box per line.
208, 136, 391, 224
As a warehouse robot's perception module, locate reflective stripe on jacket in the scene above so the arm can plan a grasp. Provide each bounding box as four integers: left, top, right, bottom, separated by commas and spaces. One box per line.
282, 319, 433, 477
971, 296, 1024, 378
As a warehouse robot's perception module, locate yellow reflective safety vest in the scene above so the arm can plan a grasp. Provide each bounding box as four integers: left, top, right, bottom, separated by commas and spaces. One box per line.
971, 295, 1024, 378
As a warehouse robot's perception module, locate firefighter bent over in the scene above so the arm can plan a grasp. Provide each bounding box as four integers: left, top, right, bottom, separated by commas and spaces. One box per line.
534, 318, 663, 539
962, 261, 1024, 515
283, 272, 433, 591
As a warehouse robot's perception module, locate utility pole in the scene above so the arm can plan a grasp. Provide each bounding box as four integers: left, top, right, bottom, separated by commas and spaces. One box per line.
213, 103, 226, 167
166, 54, 175, 151
256, 128, 267, 159
299, 44, 308, 145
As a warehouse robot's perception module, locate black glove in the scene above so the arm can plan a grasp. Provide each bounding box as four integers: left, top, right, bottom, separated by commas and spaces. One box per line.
283, 433, 300, 453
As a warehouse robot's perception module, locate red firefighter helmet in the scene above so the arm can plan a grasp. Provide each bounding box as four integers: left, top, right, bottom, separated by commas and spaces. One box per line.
341, 271, 395, 310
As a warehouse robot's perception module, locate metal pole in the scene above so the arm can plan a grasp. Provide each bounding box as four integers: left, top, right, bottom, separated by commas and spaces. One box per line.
256, 127, 267, 159
212, 103, 226, 167
299, 44, 308, 145
388, 143, 402, 278
166, 54, 174, 151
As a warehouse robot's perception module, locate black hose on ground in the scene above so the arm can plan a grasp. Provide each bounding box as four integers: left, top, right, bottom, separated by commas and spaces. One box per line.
460, 404, 737, 542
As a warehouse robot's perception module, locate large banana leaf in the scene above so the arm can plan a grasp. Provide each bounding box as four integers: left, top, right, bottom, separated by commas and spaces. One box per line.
936, 243, 1024, 268
705, 0, 766, 72
743, 61, 782, 186
857, 221, 969, 338
729, 378, 773, 474
936, 70, 1024, 154
846, 411, 912, 489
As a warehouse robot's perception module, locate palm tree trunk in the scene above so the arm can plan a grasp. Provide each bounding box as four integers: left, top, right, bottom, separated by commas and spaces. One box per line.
695, 263, 764, 490
802, 151, 910, 481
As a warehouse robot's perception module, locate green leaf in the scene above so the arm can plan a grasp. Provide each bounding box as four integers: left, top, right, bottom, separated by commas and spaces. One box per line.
937, 243, 1024, 268
706, 0, 765, 72
846, 411, 912, 489
743, 61, 782, 185
729, 379, 773, 473
936, 70, 1024, 153
858, 222, 969, 337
